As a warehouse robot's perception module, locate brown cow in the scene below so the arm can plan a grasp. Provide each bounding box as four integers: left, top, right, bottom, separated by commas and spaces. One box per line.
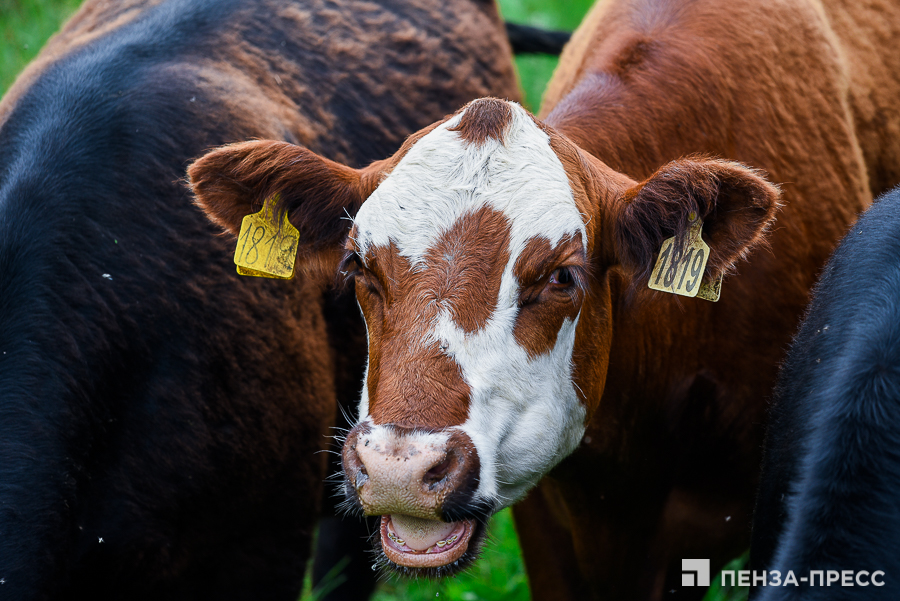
188, 0, 900, 599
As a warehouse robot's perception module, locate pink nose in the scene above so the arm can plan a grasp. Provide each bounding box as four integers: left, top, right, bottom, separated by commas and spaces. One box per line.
342, 424, 479, 520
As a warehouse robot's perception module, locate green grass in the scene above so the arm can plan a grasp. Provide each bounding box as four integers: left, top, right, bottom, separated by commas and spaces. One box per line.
0, 2, 749, 601
703, 552, 751, 601
497, 0, 596, 112
0, 0, 82, 93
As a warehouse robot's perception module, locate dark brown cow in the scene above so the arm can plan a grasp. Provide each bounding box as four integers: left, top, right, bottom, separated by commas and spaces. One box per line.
188, 0, 900, 599
0, 0, 520, 599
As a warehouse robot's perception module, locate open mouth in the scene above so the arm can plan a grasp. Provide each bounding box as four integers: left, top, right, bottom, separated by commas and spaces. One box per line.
380, 514, 477, 569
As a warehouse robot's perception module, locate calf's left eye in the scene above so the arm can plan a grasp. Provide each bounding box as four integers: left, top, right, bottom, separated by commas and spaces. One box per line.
549, 267, 573, 286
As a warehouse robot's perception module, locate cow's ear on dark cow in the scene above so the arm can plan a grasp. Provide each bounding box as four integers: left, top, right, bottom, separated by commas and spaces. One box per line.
612, 157, 781, 286
188, 140, 385, 275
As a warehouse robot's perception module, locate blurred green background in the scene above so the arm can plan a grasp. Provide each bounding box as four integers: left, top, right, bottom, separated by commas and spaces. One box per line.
0, 0, 82, 93
0, 1, 749, 599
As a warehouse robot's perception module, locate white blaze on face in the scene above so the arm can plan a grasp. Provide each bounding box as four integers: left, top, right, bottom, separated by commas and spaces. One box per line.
352, 101, 588, 510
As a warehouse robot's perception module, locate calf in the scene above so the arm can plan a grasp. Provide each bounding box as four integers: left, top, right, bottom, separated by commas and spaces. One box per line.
191, 99, 778, 580
751, 186, 900, 600
0, 0, 520, 599
188, 0, 900, 599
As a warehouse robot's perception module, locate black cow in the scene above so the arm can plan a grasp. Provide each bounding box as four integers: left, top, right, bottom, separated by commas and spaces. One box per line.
751, 187, 900, 599
0, 0, 522, 598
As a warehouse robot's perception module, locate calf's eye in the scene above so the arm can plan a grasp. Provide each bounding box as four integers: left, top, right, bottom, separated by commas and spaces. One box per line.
549, 267, 573, 286
339, 251, 364, 275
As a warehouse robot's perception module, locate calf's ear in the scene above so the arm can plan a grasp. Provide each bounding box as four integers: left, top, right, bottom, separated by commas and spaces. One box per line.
187, 140, 385, 274
612, 157, 781, 286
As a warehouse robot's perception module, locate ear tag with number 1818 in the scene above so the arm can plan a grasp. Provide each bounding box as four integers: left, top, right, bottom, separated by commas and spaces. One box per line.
234, 196, 299, 279
648, 216, 722, 302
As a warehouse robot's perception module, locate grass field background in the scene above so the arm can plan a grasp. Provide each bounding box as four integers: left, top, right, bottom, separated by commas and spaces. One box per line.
0, 1, 748, 599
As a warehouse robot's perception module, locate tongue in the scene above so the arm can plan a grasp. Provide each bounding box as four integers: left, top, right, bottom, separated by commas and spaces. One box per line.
390, 514, 457, 551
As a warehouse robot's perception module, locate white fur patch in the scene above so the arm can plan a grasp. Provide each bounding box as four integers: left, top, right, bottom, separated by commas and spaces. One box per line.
356, 299, 371, 419
354, 103, 585, 270
352, 100, 588, 510
433, 310, 586, 506
357, 417, 451, 456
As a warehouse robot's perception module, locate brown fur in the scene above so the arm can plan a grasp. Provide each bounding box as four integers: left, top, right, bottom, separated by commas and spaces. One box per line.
0, 0, 521, 597
447, 97, 513, 146
359, 206, 515, 427
355, 242, 470, 427
512, 234, 586, 359
188, 118, 455, 278
513, 0, 900, 598
187, 141, 373, 237
184, 2, 900, 597
187, 140, 389, 279
423, 206, 512, 334
616, 157, 781, 289
544, 128, 634, 265
3, 1, 520, 160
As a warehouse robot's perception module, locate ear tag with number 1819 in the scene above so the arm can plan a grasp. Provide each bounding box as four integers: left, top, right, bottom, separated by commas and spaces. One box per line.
648, 216, 722, 302
234, 196, 299, 279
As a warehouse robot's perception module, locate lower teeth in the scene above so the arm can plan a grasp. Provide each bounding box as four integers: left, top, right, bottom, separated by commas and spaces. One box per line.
387, 532, 405, 545
385, 523, 461, 550
435, 534, 458, 548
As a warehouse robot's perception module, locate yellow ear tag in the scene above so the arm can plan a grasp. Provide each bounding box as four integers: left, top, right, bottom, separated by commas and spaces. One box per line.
648, 215, 721, 301
233, 196, 299, 279
696, 272, 723, 302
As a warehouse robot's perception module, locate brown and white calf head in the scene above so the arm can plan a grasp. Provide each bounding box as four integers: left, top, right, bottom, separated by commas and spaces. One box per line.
188, 98, 780, 574
338, 102, 591, 570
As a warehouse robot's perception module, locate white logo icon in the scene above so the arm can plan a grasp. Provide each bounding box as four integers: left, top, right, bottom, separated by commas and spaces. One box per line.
683, 558, 711, 587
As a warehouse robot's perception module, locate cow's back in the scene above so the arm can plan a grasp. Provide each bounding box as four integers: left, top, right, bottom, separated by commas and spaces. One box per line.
1, 0, 519, 166
821, 0, 900, 196
0, 0, 518, 598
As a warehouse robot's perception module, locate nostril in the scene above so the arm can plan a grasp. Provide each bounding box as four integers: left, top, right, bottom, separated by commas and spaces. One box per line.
355, 467, 369, 491
424, 455, 454, 487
